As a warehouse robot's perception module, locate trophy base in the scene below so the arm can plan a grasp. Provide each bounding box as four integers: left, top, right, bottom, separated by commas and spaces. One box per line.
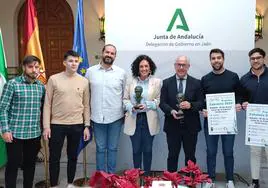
178, 118, 184, 124
176, 111, 184, 124
35, 180, 50, 188
73, 177, 89, 187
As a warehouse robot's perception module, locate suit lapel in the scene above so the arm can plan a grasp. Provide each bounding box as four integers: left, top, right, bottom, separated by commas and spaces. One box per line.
131, 78, 137, 95
171, 75, 178, 98
148, 78, 154, 100
184, 75, 191, 99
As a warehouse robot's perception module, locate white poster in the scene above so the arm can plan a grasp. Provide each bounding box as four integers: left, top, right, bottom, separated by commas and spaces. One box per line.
246, 103, 268, 147
206, 92, 237, 135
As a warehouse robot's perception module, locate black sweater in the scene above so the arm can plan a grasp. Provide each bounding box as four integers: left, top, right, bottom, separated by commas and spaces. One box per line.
201, 69, 241, 107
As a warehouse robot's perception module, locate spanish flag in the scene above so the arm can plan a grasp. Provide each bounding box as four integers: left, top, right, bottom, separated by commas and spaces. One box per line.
24, 0, 46, 84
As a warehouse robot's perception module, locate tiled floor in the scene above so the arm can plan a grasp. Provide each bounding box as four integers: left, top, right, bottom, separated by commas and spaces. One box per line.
2, 164, 268, 187
0, 140, 267, 188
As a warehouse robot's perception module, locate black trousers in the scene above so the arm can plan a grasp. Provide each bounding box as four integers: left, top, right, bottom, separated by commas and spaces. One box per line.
166, 129, 198, 172
5, 137, 41, 188
49, 124, 84, 186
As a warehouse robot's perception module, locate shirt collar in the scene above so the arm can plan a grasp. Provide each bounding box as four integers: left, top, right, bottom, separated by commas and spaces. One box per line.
212, 68, 225, 75
98, 62, 114, 71
137, 75, 151, 82
21, 75, 38, 84
250, 65, 266, 76
176, 74, 187, 80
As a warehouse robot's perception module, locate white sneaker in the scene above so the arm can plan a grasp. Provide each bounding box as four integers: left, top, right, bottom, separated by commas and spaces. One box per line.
66, 184, 75, 188
203, 182, 216, 188
226, 180, 235, 188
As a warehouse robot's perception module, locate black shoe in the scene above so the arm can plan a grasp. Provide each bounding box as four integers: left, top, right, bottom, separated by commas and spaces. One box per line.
248, 183, 260, 188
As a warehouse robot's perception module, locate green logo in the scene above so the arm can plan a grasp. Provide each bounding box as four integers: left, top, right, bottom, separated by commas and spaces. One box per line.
167, 9, 189, 32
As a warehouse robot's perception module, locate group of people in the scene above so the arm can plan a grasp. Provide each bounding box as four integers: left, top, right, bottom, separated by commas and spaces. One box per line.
0, 44, 267, 188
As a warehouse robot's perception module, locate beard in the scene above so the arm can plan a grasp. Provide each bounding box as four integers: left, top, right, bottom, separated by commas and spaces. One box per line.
24, 72, 38, 81
212, 64, 223, 71
102, 56, 114, 65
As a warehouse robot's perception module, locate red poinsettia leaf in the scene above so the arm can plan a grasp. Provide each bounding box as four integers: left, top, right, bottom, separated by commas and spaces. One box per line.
124, 168, 143, 178
89, 171, 116, 187
123, 168, 143, 186
162, 171, 183, 186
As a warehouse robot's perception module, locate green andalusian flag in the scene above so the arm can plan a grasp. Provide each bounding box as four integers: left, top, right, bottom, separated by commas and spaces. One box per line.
0, 28, 8, 168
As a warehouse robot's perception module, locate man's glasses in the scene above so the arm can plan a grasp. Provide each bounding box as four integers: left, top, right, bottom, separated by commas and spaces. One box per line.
175, 63, 188, 68
250, 56, 263, 61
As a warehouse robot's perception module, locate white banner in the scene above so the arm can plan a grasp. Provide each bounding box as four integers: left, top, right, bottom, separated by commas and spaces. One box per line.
246, 103, 268, 147
106, 0, 255, 51
206, 92, 237, 135
106, 0, 255, 173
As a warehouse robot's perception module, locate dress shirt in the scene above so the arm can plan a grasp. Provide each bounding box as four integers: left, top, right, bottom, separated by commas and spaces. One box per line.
85, 63, 127, 124
0, 75, 45, 139
176, 74, 187, 94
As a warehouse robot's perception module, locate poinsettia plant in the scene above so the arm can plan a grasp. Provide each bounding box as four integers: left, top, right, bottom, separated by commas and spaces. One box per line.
162, 171, 183, 187
180, 160, 212, 188
89, 169, 143, 188
88, 160, 211, 188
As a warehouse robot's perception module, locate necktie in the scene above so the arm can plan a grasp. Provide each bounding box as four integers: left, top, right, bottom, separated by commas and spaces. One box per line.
178, 78, 183, 94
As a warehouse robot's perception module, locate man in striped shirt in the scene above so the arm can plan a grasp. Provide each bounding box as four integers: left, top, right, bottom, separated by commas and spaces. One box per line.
0, 55, 45, 188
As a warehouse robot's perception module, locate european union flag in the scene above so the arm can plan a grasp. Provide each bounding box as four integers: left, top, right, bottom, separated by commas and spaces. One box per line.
73, 0, 89, 76
73, 0, 92, 155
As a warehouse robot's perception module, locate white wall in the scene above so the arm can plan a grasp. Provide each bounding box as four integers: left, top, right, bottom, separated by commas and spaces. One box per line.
0, 0, 104, 67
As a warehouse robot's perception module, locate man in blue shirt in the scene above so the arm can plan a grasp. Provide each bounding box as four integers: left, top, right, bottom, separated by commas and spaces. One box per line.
85, 44, 127, 173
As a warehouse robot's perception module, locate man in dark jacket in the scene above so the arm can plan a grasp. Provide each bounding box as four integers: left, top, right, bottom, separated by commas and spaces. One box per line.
240, 48, 268, 188
160, 55, 203, 172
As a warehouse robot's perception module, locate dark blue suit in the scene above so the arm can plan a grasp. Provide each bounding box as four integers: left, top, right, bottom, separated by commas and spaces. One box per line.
160, 74, 203, 172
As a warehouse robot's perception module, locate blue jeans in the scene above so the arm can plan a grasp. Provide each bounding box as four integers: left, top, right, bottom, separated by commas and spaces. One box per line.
204, 119, 235, 181
130, 113, 154, 176
93, 118, 123, 173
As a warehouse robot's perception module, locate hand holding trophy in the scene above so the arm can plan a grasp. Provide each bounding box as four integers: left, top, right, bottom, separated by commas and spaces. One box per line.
134, 86, 143, 110
176, 92, 185, 123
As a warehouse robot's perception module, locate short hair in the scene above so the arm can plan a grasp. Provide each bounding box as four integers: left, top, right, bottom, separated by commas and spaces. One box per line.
175, 55, 190, 64
102, 44, 117, 55
248, 48, 266, 57
22, 55, 41, 66
209, 48, 225, 59
63, 50, 79, 60
131, 55, 157, 77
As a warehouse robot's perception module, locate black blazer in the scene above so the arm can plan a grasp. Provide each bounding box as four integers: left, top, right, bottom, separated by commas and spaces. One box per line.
160, 74, 203, 133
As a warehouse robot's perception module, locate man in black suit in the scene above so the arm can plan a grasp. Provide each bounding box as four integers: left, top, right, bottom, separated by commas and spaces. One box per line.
160, 56, 203, 172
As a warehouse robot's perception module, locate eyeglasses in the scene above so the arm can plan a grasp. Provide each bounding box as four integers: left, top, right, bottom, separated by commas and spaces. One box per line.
250, 56, 263, 61
175, 63, 188, 68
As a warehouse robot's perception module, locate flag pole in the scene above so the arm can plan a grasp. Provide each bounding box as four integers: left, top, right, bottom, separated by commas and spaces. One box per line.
73, 146, 88, 186
35, 138, 49, 188
83, 145, 87, 184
